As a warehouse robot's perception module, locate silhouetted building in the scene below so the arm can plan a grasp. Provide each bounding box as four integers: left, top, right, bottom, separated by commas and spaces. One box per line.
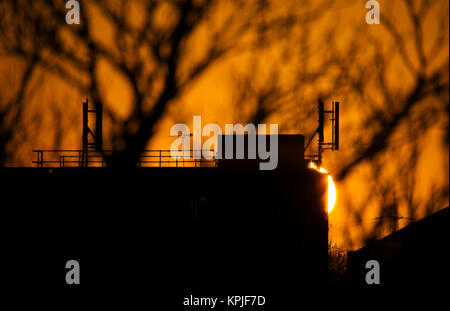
3, 134, 328, 309
217, 134, 305, 171
347, 206, 449, 287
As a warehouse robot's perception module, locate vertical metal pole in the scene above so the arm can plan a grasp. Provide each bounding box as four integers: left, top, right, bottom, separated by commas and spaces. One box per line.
318, 99, 324, 166
38, 151, 43, 168
96, 101, 103, 151
332, 101, 335, 151
390, 196, 398, 234
82, 99, 89, 167
334, 101, 339, 150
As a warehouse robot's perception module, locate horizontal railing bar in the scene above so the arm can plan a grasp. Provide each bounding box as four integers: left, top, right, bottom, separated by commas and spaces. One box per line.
32, 149, 212, 152
33, 149, 217, 168
56, 156, 215, 160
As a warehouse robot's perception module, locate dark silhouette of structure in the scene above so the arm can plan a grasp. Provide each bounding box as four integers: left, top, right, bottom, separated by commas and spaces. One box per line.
81, 98, 103, 167
347, 206, 449, 287
4, 152, 328, 309
5, 103, 331, 308
305, 99, 339, 166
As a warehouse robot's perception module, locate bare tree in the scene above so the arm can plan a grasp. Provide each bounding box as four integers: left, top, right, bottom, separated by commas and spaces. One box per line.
333, 0, 448, 246
0, 0, 302, 166
0, 59, 37, 167
228, 0, 449, 247
0, 0, 447, 247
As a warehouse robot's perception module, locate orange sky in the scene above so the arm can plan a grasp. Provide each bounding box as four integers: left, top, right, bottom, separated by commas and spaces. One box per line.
0, 0, 448, 249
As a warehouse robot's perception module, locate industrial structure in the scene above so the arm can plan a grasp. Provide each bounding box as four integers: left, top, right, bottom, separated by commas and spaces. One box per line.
32, 99, 339, 169
3, 98, 342, 307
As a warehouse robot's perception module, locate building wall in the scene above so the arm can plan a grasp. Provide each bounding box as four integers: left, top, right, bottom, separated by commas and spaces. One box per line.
2, 164, 327, 307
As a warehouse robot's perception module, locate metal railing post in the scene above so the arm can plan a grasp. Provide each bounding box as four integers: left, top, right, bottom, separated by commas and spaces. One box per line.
38, 151, 43, 167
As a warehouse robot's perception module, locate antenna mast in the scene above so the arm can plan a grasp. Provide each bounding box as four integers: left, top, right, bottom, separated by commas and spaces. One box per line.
305, 99, 339, 166
81, 98, 103, 167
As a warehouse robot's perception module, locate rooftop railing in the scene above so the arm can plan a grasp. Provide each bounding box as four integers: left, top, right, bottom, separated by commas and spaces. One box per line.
32, 149, 217, 168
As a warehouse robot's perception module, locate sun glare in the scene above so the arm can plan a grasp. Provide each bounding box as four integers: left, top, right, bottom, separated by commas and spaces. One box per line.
309, 162, 337, 213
